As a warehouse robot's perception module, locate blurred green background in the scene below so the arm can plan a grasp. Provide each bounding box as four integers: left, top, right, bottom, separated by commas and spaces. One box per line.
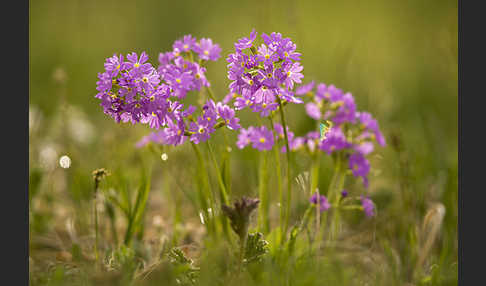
29, 0, 457, 284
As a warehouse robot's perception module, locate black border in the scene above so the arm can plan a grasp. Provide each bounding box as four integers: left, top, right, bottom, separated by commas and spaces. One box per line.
4, 0, 29, 284
459, 0, 486, 284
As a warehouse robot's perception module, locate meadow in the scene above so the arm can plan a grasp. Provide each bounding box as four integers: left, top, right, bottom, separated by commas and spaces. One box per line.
29, 0, 457, 285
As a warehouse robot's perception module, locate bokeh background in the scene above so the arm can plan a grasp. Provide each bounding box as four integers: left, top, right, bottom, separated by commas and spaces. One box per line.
29, 0, 457, 284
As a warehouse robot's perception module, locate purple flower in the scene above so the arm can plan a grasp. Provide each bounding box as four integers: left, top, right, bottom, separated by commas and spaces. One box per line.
188, 116, 215, 144
319, 127, 351, 154
282, 62, 304, 90
227, 31, 304, 118
235, 29, 257, 51
236, 127, 253, 149
341, 190, 348, 198
173, 35, 197, 53
250, 126, 275, 151
216, 102, 241, 130
329, 92, 356, 125
295, 81, 315, 96
309, 192, 331, 212
305, 102, 322, 120
357, 112, 386, 147
349, 152, 370, 188
360, 195, 375, 217
194, 38, 221, 61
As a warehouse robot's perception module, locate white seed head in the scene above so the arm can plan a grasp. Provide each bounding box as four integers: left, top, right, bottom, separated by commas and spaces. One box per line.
59, 155, 71, 169
161, 153, 168, 161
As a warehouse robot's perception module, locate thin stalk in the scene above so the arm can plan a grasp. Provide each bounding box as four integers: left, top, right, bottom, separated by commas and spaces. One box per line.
328, 154, 346, 241
268, 118, 284, 242
93, 181, 100, 262
191, 142, 215, 234
310, 153, 320, 245
258, 151, 270, 233
277, 97, 292, 242
206, 141, 229, 204
206, 141, 233, 243
317, 158, 341, 247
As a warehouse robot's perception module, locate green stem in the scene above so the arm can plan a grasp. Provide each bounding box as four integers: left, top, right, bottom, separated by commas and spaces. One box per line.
206, 86, 216, 101
191, 142, 214, 234
206, 141, 233, 243
277, 97, 292, 242
328, 154, 346, 241
206, 141, 229, 205
268, 118, 284, 242
258, 151, 270, 233
94, 187, 99, 262
310, 153, 320, 245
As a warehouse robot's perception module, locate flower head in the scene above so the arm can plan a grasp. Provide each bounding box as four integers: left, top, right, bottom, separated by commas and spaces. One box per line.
194, 38, 222, 61
360, 195, 375, 217
309, 192, 331, 212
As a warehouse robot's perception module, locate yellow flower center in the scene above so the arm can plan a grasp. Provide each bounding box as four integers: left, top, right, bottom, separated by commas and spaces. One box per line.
198, 127, 205, 134
324, 92, 331, 98
183, 44, 189, 50
241, 62, 245, 67
177, 130, 182, 135
265, 54, 270, 59
353, 164, 359, 170
262, 103, 267, 108
232, 93, 238, 98
135, 103, 141, 108
267, 73, 272, 78
142, 77, 148, 83
207, 117, 212, 121
176, 78, 181, 83
152, 112, 157, 117
287, 71, 291, 77
174, 52, 180, 57
284, 52, 289, 57
150, 95, 155, 101
248, 79, 254, 85
134, 63, 140, 68
262, 86, 267, 91
204, 50, 209, 55
195, 73, 201, 79
112, 79, 117, 84
116, 64, 120, 69
245, 99, 250, 105
259, 137, 265, 143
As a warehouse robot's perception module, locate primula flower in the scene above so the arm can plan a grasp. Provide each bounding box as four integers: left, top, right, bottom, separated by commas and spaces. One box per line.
188, 116, 215, 144
349, 152, 371, 188
235, 29, 257, 51
173, 35, 197, 53
356, 112, 386, 147
250, 126, 275, 151
309, 192, 331, 212
295, 81, 315, 96
319, 127, 351, 154
194, 38, 222, 61
216, 102, 241, 130
226, 30, 304, 117
360, 195, 375, 217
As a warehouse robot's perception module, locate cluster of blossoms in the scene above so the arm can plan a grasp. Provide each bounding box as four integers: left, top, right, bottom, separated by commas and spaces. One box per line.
289, 82, 386, 188
224, 30, 305, 117
236, 123, 304, 152
96, 36, 240, 146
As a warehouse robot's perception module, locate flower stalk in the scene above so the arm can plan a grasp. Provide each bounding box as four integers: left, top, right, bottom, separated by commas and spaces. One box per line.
277, 96, 292, 242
